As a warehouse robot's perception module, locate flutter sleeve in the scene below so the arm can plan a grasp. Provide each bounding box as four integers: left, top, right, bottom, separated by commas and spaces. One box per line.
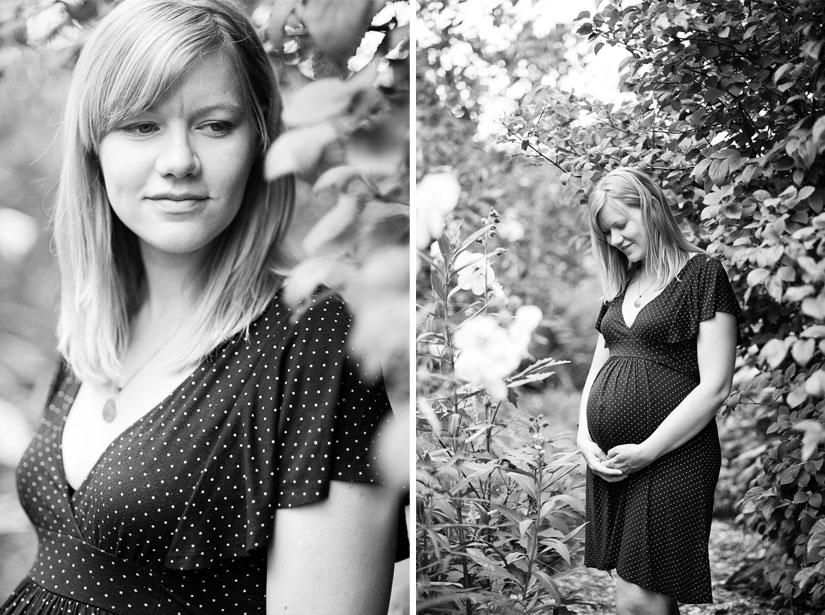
271, 293, 391, 507
162, 292, 398, 570
698, 257, 742, 323
666, 256, 742, 343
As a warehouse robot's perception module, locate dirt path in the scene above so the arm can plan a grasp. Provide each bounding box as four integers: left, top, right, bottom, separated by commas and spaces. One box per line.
557, 519, 796, 615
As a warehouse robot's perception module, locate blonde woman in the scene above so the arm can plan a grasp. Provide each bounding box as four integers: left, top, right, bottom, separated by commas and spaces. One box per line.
577, 168, 740, 615
0, 1, 400, 613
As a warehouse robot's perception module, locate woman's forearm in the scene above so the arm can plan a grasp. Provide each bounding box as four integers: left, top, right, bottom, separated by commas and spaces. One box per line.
640, 312, 737, 461
639, 381, 728, 460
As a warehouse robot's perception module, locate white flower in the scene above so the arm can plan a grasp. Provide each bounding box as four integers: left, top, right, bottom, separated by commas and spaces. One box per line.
454, 251, 494, 296
416, 172, 460, 249
452, 305, 544, 401
509, 304, 543, 352
454, 316, 519, 400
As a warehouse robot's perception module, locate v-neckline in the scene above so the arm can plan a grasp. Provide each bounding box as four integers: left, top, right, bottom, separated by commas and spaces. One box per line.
56, 363, 201, 501
619, 254, 703, 329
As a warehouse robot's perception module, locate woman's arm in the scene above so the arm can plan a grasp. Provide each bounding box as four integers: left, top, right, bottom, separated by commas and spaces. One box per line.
577, 334, 625, 482
605, 311, 737, 473
267, 481, 398, 614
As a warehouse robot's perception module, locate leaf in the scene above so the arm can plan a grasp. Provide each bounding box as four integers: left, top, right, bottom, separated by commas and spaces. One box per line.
283, 254, 344, 305
773, 62, 794, 84
801, 325, 825, 339
302, 194, 362, 255
805, 371, 825, 398
785, 285, 815, 302
760, 338, 788, 369
795, 420, 825, 460
802, 294, 825, 320
313, 165, 361, 193
813, 115, 825, 153
283, 80, 357, 128
265, 122, 338, 179
791, 338, 815, 367
300, 0, 377, 61
788, 386, 808, 409
746, 268, 770, 287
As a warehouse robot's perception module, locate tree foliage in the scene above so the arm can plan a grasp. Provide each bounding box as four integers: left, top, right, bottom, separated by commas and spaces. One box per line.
505, 0, 825, 606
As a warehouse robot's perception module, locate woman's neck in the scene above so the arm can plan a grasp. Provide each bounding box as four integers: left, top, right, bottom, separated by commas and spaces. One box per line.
137, 241, 204, 321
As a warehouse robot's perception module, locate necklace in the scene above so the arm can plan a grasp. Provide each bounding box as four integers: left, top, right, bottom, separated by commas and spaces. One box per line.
102, 331, 179, 423
633, 276, 658, 308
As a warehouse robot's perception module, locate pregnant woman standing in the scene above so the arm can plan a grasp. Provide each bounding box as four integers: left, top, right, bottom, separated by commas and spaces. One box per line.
577, 168, 741, 615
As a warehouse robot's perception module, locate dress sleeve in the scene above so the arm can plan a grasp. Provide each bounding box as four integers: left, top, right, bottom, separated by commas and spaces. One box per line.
665, 256, 742, 344
162, 292, 398, 570
595, 302, 610, 334
698, 257, 742, 323
272, 293, 392, 508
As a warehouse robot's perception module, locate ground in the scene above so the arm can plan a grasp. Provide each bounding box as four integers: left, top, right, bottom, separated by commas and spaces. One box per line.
557, 519, 798, 615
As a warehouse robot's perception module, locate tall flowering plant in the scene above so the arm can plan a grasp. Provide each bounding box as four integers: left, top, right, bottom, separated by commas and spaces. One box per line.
416, 172, 587, 614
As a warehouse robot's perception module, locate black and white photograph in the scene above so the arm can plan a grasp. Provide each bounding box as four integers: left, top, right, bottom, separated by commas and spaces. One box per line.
0, 0, 410, 613
416, 1, 825, 614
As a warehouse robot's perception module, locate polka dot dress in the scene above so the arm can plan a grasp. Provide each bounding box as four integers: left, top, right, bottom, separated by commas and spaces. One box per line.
585, 255, 741, 604
0, 292, 398, 615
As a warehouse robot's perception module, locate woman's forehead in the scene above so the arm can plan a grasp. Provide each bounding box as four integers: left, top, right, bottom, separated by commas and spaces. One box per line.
148, 52, 244, 113
598, 198, 631, 226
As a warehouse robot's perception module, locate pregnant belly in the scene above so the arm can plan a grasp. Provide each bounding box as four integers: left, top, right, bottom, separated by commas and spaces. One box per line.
586, 356, 697, 451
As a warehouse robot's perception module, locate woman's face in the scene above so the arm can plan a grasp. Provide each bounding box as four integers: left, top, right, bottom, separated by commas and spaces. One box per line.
98, 52, 257, 261
597, 198, 647, 263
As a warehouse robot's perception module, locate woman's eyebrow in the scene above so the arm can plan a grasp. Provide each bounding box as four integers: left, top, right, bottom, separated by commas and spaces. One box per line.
191, 102, 245, 116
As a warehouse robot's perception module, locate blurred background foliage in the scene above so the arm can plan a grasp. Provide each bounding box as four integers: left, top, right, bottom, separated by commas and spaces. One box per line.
0, 0, 409, 607
418, 0, 825, 612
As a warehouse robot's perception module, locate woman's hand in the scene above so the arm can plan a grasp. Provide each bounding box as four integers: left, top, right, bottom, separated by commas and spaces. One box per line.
605, 443, 655, 475
579, 438, 627, 483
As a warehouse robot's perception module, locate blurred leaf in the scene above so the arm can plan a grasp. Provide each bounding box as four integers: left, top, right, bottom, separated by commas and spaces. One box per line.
300, 0, 377, 62
302, 193, 362, 255
264, 121, 338, 179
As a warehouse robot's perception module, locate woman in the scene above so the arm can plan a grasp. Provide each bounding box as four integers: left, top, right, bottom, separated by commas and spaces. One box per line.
1, 1, 400, 613
577, 168, 740, 615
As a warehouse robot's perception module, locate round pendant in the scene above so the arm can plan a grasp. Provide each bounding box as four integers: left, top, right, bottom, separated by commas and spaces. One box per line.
634, 298, 642, 307
102, 398, 117, 423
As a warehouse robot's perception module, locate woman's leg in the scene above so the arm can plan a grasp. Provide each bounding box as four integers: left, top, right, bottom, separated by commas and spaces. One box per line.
615, 576, 679, 615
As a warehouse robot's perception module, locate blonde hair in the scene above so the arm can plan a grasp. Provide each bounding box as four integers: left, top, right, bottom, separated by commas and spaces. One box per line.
55, 0, 295, 385
587, 167, 702, 301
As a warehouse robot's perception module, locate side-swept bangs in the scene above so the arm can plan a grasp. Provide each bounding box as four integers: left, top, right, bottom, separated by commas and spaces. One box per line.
76, 1, 272, 155
56, 0, 295, 385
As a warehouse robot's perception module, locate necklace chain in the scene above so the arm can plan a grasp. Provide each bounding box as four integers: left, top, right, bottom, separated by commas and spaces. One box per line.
633, 275, 659, 308
102, 329, 179, 423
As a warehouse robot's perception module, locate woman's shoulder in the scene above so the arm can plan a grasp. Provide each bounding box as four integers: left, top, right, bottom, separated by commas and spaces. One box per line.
690, 252, 735, 283
256, 287, 352, 345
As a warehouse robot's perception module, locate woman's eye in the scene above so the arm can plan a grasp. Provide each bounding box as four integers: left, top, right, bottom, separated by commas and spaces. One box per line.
122, 122, 157, 136
202, 121, 234, 135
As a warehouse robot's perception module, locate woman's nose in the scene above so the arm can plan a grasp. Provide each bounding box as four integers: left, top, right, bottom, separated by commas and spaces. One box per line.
608, 229, 623, 246
155, 131, 200, 178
